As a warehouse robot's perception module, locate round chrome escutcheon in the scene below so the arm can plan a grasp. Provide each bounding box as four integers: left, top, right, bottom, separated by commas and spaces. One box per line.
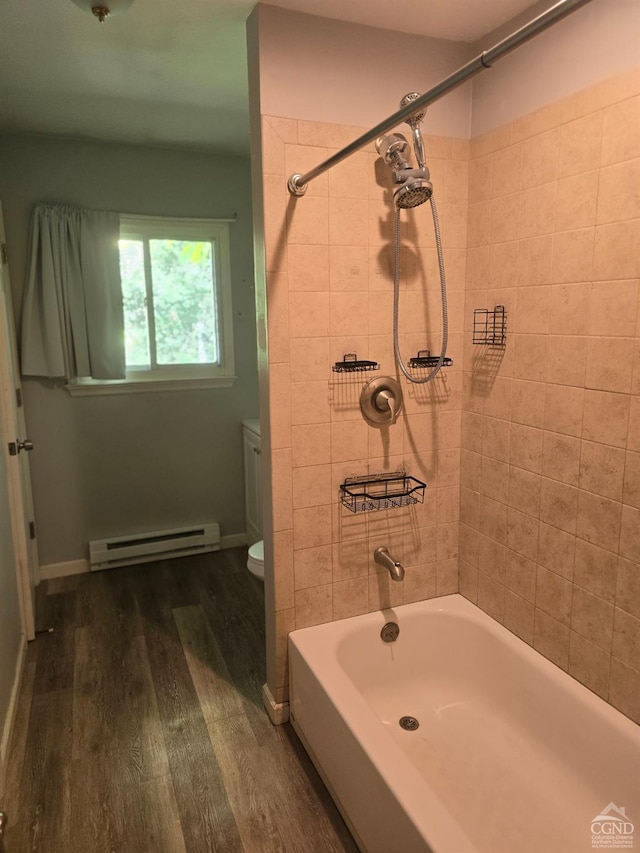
399, 716, 420, 731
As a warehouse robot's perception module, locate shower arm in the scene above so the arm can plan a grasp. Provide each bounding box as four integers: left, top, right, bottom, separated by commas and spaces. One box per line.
287, 0, 593, 197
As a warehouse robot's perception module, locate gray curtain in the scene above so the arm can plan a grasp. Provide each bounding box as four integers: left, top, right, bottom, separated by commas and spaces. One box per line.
21, 203, 126, 380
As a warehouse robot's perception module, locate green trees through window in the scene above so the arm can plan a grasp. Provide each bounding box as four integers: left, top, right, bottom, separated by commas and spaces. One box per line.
120, 238, 219, 369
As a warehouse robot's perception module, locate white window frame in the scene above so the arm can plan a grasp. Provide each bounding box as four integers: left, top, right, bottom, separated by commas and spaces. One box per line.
67, 214, 236, 396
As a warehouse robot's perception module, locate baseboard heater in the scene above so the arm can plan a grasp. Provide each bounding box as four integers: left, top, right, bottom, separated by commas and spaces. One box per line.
89, 522, 221, 571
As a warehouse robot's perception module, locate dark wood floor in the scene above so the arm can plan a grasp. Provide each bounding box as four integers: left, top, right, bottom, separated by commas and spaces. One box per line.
2, 548, 358, 853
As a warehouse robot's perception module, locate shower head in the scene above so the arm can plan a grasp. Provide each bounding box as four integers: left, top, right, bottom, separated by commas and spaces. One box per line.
376, 130, 432, 209
394, 179, 432, 209
400, 92, 426, 128
400, 92, 427, 170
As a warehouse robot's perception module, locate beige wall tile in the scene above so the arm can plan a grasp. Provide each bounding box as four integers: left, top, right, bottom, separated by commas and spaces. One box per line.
597, 159, 640, 225
557, 112, 603, 179
548, 283, 590, 336
295, 584, 333, 629
289, 291, 330, 338
534, 608, 570, 670
616, 557, 640, 619
290, 380, 330, 426
545, 336, 587, 387
478, 534, 506, 584
520, 129, 559, 189
436, 558, 459, 595
544, 384, 584, 437
332, 577, 370, 621
329, 245, 369, 291
273, 530, 294, 611
593, 220, 640, 281
504, 591, 534, 643
272, 448, 293, 532
368, 571, 404, 611
612, 607, 640, 671
609, 658, 640, 725
588, 280, 639, 337
287, 244, 330, 291
623, 451, 640, 508
568, 632, 610, 700
292, 423, 330, 468
508, 466, 541, 517
542, 432, 581, 486
479, 497, 508, 545
510, 423, 543, 473
574, 539, 619, 603
582, 389, 629, 447
629, 398, 640, 452
580, 441, 626, 502
519, 184, 557, 239
601, 95, 640, 166
539, 478, 578, 535
510, 379, 546, 429
294, 544, 333, 590
536, 565, 572, 625
507, 507, 539, 561
292, 464, 332, 509
285, 144, 329, 197
552, 227, 595, 285
477, 571, 505, 622
404, 563, 437, 604
459, 559, 478, 603
505, 550, 536, 602
287, 196, 329, 245
293, 505, 332, 551
331, 538, 369, 583
289, 337, 330, 382
620, 505, 640, 563
538, 522, 575, 580
571, 585, 614, 651
554, 172, 598, 232
480, 456, 509, 504
576, 490, 622, 553
586, 337, 635, 393
517, 235, 553, 286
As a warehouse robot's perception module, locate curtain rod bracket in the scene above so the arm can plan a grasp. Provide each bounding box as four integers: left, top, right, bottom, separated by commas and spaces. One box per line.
287, 174, 308, 197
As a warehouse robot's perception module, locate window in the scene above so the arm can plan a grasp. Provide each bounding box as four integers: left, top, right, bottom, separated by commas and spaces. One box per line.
118, 215, 235, 388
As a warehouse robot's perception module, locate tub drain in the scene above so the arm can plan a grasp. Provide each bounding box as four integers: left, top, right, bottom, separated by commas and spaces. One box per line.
399, 716, 419, 731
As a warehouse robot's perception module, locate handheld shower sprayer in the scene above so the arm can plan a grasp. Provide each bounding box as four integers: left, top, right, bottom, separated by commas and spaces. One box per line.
375, 92, 432, 210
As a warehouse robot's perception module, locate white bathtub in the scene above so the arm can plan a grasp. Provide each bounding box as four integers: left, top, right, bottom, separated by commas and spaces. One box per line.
288, 594, 640, 853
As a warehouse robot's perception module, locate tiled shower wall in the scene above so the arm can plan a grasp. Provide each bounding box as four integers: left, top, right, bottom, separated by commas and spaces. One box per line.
459, 68, 640, 723
261, 116, 468, 701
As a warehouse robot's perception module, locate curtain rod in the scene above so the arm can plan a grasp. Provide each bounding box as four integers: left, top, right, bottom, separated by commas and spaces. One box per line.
287, 0, 594, 196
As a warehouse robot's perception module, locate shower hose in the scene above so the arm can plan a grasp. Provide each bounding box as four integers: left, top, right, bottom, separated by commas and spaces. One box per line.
393, 196, 448, 384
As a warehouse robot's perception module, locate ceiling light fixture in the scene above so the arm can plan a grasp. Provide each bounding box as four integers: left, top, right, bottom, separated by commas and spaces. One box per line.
70, 0, 136, 23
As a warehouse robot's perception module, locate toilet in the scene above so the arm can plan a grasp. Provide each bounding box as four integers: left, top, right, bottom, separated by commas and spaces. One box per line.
247, 539, 264, 581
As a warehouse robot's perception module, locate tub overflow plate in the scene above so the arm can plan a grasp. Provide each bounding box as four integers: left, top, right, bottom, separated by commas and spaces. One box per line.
399, 716, 420, 731
380, 622, 399, 643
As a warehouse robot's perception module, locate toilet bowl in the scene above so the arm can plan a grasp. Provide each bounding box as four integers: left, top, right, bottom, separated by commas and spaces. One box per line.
247, 540, 264, 581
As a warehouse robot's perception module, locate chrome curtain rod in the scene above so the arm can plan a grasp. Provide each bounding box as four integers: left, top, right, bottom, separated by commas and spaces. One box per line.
287, 0, 593, 196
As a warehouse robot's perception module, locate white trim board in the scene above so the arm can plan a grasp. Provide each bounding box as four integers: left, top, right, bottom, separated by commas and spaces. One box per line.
38, 532, 249, 581
0, 635, 27, 799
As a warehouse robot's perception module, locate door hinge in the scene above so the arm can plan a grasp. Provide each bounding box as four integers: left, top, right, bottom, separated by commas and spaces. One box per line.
1, 244, 7, 265
8, 442, 16, 456
29, 521, 36, 540
16, 387, 22, 408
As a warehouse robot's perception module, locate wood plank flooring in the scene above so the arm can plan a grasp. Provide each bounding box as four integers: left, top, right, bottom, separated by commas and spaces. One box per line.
2, 548, 358, 853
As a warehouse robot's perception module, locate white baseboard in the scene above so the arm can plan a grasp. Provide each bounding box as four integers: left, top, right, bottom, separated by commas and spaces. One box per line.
262, 682, 289, 725
38, 534, 249, 581
39, 558, 89, 581
0, 636, 27, 799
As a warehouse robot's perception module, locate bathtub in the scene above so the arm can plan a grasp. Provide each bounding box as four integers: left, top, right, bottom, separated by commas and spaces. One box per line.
288, 594, 640, 853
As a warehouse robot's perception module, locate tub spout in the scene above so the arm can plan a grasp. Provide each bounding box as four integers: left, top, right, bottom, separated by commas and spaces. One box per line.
374, 547, 405, 581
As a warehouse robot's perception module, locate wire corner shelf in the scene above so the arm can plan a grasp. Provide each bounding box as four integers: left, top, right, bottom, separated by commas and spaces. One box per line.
332, 353, 380, 373
339, 471, 427, 514
472, 305, 507, 347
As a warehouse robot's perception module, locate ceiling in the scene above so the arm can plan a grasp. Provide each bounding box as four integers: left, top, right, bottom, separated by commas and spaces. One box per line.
0, 0, 538, 155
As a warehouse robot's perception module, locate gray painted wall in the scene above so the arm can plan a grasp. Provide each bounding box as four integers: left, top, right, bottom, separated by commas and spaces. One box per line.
0, 134, 258, 566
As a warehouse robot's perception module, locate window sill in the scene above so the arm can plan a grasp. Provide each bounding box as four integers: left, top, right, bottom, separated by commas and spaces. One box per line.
65, 376, 237, 396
